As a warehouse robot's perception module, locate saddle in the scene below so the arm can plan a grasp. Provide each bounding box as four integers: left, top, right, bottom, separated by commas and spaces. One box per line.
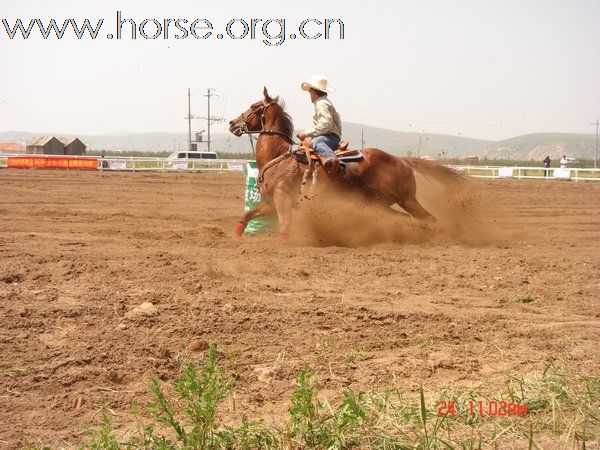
292, 140, 364, 165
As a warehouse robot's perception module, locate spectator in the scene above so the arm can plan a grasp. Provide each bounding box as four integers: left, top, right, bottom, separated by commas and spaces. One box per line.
560, 155, 568, 169
543, 155, 551, 177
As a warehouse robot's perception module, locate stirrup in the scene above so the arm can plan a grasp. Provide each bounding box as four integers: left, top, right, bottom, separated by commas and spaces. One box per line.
325, 158, 341, 175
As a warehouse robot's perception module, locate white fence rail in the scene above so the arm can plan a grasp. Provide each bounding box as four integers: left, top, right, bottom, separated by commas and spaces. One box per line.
451, 165, 600, 182
1, 154, 599, 181
98, 157, 249, 172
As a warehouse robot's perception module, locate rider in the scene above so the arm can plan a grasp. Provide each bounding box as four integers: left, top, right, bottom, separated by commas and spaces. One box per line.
296, 76, 343, 175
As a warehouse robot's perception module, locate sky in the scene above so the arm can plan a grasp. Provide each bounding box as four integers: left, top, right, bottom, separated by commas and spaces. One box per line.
1, 0, 599, 141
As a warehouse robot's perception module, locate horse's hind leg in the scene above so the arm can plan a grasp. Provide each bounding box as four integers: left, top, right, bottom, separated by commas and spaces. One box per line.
232, 202, 272, 236
400, 196, 436, 222
395, 166, 436, 222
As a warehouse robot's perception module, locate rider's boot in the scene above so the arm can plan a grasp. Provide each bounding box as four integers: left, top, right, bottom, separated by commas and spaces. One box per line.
319, 155, 341, 176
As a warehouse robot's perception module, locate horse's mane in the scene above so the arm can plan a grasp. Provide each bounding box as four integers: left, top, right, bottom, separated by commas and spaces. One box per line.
274, 98, 294, 138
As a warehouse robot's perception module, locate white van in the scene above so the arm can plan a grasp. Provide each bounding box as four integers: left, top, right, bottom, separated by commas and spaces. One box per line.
167, 151, 218, 160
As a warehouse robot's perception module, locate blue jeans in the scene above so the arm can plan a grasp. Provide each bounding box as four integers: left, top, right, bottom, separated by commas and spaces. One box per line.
311, 134, 340, 159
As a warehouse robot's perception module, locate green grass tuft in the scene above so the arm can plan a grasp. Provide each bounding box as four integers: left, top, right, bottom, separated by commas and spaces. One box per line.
63, 347, 599, 449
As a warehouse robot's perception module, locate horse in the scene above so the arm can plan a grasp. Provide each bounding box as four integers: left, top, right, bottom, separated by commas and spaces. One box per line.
228, 87, 464, 240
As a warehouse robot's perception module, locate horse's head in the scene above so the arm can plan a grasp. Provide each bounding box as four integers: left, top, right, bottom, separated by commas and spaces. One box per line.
228, 87, 280, 137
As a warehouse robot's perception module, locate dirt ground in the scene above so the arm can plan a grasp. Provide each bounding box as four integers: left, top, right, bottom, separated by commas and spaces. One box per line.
0, 169, 598, 448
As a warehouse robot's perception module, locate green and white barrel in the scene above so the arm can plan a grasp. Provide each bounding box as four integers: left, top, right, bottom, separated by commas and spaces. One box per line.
243, 161, 275, 234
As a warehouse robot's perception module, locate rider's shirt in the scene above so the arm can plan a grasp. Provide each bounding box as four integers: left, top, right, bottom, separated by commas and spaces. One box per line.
304, 96, 342, 138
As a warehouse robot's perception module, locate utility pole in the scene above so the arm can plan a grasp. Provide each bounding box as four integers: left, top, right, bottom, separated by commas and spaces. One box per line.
187, 88, 192, 151
361, 126, 365, 149
592, 118, 599, 169
207, 89, 212, 152
201, 88, 224, 153
186, 88, 224, 153
417, 135, 422, 158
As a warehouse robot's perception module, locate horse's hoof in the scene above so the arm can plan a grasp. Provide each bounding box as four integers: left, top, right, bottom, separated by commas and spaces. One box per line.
232, 222, 246, 237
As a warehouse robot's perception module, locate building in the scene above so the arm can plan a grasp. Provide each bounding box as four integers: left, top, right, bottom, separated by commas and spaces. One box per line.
26, 136, 64, 155
24, 136, 87, 155
58, 137, 87, 155
0, 142, 26, 153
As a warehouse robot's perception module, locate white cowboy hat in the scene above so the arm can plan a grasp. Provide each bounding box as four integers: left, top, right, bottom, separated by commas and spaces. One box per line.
301, 75, 336, 93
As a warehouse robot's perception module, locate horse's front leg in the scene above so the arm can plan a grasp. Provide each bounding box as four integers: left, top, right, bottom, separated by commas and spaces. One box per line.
232, 202, 272, 237
273, 183, 295, 241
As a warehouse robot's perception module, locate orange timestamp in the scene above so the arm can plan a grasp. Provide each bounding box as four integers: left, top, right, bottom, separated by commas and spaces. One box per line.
436, 400, 528, 417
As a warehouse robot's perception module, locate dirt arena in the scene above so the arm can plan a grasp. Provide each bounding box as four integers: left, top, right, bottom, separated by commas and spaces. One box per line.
0, 169, 598, 447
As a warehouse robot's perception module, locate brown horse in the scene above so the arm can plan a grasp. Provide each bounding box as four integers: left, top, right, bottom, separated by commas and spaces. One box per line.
228, 87, 463, 239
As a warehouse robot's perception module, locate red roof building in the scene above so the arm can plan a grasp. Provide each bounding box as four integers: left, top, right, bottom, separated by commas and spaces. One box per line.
0, 142, 26, 153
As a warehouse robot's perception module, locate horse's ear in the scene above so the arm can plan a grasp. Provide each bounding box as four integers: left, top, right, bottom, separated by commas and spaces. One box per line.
273, 95, 280, 103
263, 86, 271, 101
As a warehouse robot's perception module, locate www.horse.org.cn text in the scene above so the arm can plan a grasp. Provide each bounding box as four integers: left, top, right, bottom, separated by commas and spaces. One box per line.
1, 12, 345, 46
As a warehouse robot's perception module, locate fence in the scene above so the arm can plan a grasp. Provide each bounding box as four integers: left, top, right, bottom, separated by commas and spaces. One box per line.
97, 156, 248, 172
1, 154, 599, 181
451, 165, 600, 182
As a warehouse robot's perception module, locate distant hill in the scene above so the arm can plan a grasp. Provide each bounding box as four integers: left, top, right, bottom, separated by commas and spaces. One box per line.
337, 123, 489, 157
0, 127, 595, 160
478, 133, 597, 160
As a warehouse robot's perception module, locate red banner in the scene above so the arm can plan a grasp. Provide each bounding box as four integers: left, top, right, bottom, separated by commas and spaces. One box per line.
8, 156, 98, 170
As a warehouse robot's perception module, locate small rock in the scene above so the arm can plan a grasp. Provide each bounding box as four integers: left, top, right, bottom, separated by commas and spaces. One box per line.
117, 323, 127, 330
126, 302, 159, 319
222, 303, 234, 313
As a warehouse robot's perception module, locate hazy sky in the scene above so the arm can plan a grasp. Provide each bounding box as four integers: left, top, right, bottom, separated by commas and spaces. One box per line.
1, 0, 599, 141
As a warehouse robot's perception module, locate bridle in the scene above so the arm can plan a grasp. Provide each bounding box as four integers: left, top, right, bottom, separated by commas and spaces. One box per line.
236, 101, 298, 184
238, 101, 296, 154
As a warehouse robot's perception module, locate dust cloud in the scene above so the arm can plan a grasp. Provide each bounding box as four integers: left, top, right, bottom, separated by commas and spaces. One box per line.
291, 175, 513, 247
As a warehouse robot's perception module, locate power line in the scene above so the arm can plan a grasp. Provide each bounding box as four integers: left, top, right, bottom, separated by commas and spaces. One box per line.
184, 88, 225, 153
0, 98, 46, 129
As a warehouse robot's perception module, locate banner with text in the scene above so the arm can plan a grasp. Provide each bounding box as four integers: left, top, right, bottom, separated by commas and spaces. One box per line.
8, 156, 98, 170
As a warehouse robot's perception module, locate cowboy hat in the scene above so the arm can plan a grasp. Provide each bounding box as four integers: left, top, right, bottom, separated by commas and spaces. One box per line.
301, 75, 336, 93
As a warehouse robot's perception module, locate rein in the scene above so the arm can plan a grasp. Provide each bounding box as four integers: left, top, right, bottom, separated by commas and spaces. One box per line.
256, 147, 295, 184
246, 129, 294, 157
243, 129, 296, 143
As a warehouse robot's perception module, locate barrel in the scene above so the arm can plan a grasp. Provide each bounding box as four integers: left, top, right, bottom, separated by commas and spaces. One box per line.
243, 161, 275, 234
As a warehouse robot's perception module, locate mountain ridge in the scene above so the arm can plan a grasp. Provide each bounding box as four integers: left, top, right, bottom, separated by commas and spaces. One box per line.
0, 126, 596, 160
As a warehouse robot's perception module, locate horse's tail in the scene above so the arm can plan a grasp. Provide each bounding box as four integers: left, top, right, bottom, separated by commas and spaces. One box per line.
402, 158, 466, 188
